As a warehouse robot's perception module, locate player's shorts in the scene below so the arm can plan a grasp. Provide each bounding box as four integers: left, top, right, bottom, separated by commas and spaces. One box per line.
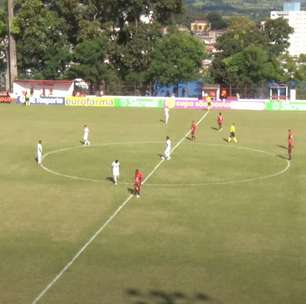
230, 132, 235, 137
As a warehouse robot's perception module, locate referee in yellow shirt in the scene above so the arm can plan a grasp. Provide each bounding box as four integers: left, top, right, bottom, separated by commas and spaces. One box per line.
228, 123, 238, 143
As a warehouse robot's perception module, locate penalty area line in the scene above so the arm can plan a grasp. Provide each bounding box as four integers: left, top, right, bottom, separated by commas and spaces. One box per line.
31, 110, 209, 304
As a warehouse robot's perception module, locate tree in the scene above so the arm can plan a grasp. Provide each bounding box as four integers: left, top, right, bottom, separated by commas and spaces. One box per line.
65, 37, 117, 93
297, 54, 306, 81
152, 0, 183, 25
215, 16, 265, 57
278, 53, 306, 82
263, 18, 294, 57
0, 8, 7, 74
110, 23, 162, 90
211, 16, 266, 86
9, 0, 185, 90
223, 45, 282, 88
147, 31, 206, 85
206, 12, 228, 30
44, 0, 83, 45
13, 0, 70, 79
210, 15, 293, 96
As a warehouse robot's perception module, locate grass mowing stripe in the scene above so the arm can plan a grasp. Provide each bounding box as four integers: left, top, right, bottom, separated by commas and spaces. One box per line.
31, 110, 209, 304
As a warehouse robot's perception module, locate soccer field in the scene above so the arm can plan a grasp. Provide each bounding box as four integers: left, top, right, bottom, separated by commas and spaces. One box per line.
1, 104, 306, 304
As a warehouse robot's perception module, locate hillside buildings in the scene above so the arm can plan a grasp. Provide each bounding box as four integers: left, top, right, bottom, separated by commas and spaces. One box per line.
190, 20, 226, 54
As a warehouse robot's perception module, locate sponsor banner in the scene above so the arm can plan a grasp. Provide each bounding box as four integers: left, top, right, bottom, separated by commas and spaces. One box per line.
30, 96, 65, 105
0, 96, 13, 103
173, 99, 265, 110
230, 101, 265, 111
266, 101, 306, 111
65, 96, 115, 107
174, 98, 206, 109
211, 102, 232, 110
66, 96, 164, 108
174, 98, 231, 110
240, 98, 267, 103
115, 97, 164, 108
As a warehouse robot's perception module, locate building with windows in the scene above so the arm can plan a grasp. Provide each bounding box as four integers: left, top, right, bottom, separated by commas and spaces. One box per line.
190, 20, 226, 54
271, 1, 306, 56
190, 20, 211, 33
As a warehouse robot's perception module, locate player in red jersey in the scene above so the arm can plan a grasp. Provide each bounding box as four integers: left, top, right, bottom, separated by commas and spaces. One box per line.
217, 112, 224, 131
191, 121, 197, 141
134, 169, 144, 198
288, 129, 294, 160
288, 129, 294, 140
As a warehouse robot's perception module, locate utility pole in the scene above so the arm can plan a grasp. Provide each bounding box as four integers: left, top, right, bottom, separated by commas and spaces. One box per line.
8, 0, 17, 92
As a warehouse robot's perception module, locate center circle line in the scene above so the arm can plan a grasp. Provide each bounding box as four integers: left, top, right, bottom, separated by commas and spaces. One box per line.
40, 142, 290, 187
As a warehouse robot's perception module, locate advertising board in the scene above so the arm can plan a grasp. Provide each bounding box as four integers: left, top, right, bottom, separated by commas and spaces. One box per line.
114, 97, 164, 108
171, 98, 231, 110
65, 96, 115, 107
265, 101, 306, 111
30, 96, 65, 105
0, 96, 13, 103
230, 101, 265, 111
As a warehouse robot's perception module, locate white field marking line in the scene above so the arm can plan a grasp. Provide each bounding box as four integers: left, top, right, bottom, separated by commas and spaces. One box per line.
142, 111, 209, 183
145, 143, 291, 187
146, 160, 290, 187
41, 141, 290, 187
32, 111, 210, 304
31, 194, 133, 304
40, 141, 164, 185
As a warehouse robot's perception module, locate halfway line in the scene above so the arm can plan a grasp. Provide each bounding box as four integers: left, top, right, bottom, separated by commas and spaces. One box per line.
31, 110, 209, 304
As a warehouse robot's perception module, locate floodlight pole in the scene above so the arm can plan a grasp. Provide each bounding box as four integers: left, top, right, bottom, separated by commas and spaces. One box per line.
7, 0, 18, 92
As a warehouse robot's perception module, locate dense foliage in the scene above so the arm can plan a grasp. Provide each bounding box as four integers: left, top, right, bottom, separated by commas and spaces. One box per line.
2, 0, 208, 93
1, 0, 306, 94
207, 16, 306, 97
0, 6, 7, 76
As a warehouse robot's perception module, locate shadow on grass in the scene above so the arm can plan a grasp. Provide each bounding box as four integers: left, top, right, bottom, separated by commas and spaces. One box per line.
105, 177, 114, 183
126, 288, 222, 304
277, 144, 287, 150
277, 154, 288, 160
211, 126, 219, 131
127, 188, 134, 194
223, 138, 228, 143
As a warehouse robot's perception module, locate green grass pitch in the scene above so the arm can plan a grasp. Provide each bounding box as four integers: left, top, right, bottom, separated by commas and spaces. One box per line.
1, 104, 306, 304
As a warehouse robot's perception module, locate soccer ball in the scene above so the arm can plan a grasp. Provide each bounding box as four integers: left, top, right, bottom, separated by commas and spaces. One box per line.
161, 156, 165, 160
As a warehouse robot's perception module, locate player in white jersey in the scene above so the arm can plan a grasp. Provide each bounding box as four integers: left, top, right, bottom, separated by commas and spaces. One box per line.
82, 125, 90, 145
162, 136, 171, 160
112, 160, 120, 185
36, 140, 43, 165
164, 106, 169, 125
